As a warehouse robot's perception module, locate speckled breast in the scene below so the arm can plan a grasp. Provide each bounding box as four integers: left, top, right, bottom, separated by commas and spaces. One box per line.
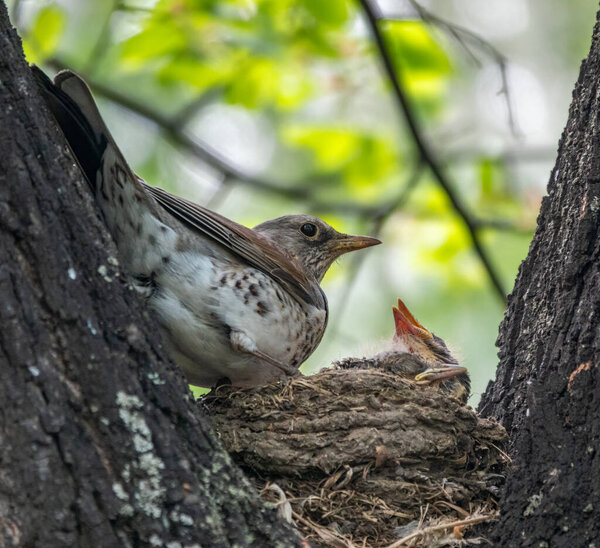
223, 267, 328, 368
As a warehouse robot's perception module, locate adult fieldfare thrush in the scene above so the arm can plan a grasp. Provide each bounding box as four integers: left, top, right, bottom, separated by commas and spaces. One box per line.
33, 67, 380, 387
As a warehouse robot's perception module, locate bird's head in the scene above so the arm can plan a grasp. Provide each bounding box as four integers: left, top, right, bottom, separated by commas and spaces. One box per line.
392, 298, 457, 366
253, 215, 380, 282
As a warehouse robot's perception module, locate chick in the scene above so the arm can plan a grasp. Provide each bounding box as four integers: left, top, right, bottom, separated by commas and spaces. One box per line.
389, 298, 470, 403
336, 298, 470, 403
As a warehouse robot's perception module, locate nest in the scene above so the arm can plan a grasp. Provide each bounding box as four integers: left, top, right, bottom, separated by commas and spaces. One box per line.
204, 366, 508, 547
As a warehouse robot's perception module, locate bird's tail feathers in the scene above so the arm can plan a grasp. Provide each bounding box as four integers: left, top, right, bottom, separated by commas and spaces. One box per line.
31, 65, 132, 190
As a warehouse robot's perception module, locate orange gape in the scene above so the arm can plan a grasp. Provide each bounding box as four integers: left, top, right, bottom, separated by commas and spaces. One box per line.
393, 298, 433, 340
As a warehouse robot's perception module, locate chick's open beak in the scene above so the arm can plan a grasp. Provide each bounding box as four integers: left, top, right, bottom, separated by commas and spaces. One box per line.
393, 298, 432, 340
332, 234, 381, 254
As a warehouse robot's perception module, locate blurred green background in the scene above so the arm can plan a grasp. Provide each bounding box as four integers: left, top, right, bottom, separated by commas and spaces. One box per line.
9, 0, 598, 403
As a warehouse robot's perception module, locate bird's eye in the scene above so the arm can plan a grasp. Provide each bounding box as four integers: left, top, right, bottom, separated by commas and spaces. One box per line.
300, 223, 318, 238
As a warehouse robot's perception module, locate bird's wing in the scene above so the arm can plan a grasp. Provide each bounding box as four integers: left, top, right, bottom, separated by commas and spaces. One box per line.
143, 183, 326, 309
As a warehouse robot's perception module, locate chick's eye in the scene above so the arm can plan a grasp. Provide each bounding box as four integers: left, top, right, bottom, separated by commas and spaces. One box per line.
300, 223, 318, 237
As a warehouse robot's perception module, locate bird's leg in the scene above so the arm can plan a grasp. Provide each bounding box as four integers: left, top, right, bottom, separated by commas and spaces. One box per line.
414, 364, 468, 385
230, 330, 299, 377
251, 349, 302, 377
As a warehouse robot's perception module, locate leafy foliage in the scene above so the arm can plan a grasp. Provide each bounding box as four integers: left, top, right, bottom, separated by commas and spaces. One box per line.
22, 5, 65, 62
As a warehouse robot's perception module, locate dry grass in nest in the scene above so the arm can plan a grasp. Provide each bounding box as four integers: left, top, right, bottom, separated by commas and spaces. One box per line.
204, 367, 508, 547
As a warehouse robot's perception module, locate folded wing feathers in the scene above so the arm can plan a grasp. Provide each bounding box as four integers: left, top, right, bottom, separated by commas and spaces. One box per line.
144, 183, 324, 309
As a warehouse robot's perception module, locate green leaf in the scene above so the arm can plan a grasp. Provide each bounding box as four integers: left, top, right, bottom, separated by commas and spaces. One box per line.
384, 20, 451, 109
343, 135, 396, 190
224, 56, 313, 108
303, 0, 349, 26
23, 5, 65, 62
121, 20, 187, 64
385, 21, 451, 75
283, 126, 361, 170
159, 54, 232, 89
479, 158, 495, 196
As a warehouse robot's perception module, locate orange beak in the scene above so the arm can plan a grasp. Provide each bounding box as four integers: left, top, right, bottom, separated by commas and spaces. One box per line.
332, 234, 381, 254
392, 298, 432, 340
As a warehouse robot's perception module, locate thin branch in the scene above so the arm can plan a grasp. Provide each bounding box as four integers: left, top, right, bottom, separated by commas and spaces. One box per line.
442, 145, 555, 165
171, 86, 225, 126
204, 174, 232, 210
369, 161, 424, 223
47, 59, 451, 221
357, 0, 507, 303
49, 56, 534, 240
292, 511, 358, 548
474, 217, 534, 234
10, 0, 22, 27
115, 2, 153, 13
392, 0, 520, 137
45, 58, 531, 238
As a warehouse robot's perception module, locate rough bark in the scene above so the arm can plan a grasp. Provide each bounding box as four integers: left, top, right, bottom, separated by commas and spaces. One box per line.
478, 7, 600, 547
0, 3, 301, 547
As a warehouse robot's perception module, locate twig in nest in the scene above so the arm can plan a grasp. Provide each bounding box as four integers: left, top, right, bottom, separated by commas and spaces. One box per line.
292, 511, 359, 548
384, 513, 495, 548
488, 441, 512, 463
434, 500, 470, 518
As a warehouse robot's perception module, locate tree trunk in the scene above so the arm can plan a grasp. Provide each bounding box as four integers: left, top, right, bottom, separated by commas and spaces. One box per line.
0, 3, 301, 547
478, 7, 600, 547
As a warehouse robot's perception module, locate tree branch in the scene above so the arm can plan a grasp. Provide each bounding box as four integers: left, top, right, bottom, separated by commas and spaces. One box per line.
357, 0, 507, 303
403, 0, 520, 137
83, 0, 118, 76
46, 59, 462, 223
48, 48, 527, 248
